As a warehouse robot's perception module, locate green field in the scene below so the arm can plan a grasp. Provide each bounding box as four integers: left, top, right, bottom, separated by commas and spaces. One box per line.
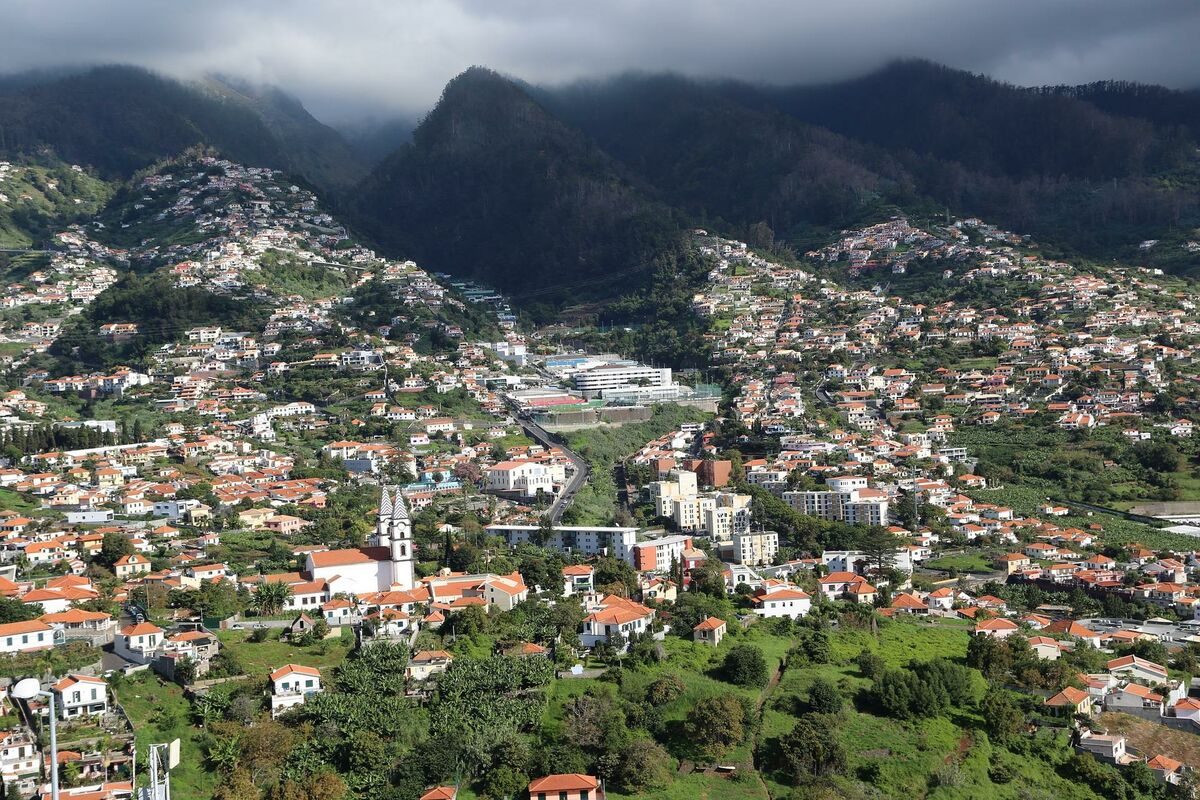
925, 553, 997, 574
115, 672, 217, 798
215, 627, 353, 678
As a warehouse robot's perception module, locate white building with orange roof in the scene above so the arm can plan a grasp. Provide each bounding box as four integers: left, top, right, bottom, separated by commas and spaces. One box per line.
581, 596, 657, 649
303, 485, 415, 595
752, 584, 812, 619
973, 618, 1019, 639
692, 616, 727, 647
407, 650, 453, 681
1146, 754, 1184, 786
113, 553, 151, 581
0, 729, 42, 792
562, 565, 594, 596
114, 622, 162, 663
269, 664, 322, 718
51, 675, 108, 719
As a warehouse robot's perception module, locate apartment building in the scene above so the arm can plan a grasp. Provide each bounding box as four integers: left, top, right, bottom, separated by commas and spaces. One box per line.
487, 524, 638, 563
782, 475, 889, 527
630, 535, 692, 572
651, 471, 751, 540
727, 530, 780, 566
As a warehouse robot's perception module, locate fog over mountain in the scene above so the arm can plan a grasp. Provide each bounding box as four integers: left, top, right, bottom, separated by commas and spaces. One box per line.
3, 0, 1200, 122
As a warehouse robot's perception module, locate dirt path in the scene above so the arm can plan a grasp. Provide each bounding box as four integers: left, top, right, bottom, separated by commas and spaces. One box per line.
944, 732, 972, 764
750, 659, 787, 799
757, 662, 784, 712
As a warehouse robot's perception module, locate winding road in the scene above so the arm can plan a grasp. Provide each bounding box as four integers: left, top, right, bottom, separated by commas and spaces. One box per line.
514, 414, 590, 524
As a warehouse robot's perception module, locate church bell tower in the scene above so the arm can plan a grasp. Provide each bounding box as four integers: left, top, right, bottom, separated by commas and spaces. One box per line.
380, 485, 415, 590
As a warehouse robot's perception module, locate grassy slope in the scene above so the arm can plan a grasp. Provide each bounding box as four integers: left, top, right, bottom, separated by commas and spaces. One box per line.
0, 159, 111, 248
116, 672, 217, 799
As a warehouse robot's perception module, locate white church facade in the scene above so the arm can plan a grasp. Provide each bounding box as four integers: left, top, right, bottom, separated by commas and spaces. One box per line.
303, 486, 417, 596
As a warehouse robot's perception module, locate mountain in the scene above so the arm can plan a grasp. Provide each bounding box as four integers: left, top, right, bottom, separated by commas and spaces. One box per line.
535, 73, 908, 243
337, 116, 419, 166
537, 63, 1200, 267
354, 67, 685, 301
201, 76, 368, 190
1051, 80, 1200, 142
742, 60, 1184, 180
0, 66, 362, 192
0, 158, 111, 250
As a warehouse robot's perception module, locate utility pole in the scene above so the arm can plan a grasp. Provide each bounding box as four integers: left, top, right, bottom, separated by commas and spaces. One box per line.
909, 487, 920, 534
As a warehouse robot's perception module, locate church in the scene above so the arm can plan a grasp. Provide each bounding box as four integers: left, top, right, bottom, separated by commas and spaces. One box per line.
303, 486, 417, 596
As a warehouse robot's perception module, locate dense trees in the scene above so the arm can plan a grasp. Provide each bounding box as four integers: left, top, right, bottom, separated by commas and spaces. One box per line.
873, 659, 977, 720
777, 713, 847, 779
685, 695, 748, 756
96, 530, 136, 570
980, 689, 1025, 746
0, 596, 41, 624
722, 644, 770, 688
807, 678, 843, 714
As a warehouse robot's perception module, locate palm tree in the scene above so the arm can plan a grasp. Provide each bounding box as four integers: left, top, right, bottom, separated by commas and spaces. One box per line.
252, 582, 292, 616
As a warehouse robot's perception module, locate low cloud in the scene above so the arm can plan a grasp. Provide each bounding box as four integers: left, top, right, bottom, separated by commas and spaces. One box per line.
3, 0, 1199, 121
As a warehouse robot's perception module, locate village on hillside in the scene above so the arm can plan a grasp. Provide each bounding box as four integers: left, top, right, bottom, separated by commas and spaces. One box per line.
0, 156, 1198, 799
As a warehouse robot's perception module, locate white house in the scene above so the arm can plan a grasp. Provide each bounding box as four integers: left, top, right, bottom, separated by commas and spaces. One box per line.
580, 597, 656, 650
269, 664, 323, 718
562, 565, 595, 596
1106, 654, 1168, 685
51, 675, 108, 719
973, 618, 1019, 639
0, 730, 41, 793
0, 620, 54, 655
1173, 696, 1200, 723
692, 616, 727, 647
1026, 636, 1062, 661
114, 622, 163, 663
484, 461, 554, 499
407, 650, 453, 681
752, 586, 812, 619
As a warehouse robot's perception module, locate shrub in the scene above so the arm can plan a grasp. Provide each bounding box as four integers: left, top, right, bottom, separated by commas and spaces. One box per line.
808, 678, 843, 714
722, 644, 769, 688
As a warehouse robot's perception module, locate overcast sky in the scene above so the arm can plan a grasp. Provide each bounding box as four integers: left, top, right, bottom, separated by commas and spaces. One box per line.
4, 0, 1200, 122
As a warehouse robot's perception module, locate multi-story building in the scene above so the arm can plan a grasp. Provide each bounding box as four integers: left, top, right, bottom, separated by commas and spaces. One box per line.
630, 534, 692, 572
651, 472, 751, 540
487, 525, 638, 563
573, 363, 672, 397
728, 530, 780, 566
783, 476, 889, 527
484, 461, 555, 499
0, 730, 42, 793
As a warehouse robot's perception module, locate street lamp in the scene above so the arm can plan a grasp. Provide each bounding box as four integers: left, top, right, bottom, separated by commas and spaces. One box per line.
11, 677, 58, 800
